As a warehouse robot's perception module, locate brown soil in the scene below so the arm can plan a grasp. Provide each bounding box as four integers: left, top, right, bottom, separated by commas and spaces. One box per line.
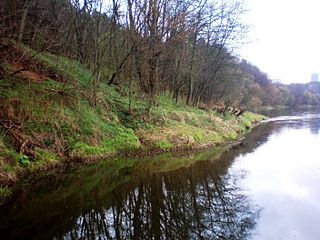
0, 39, 65, 83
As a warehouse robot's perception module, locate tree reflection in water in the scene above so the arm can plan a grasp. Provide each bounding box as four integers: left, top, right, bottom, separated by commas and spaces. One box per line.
59, 156, 260, 240
1, 123, 276, 240
20, 112, 319, 239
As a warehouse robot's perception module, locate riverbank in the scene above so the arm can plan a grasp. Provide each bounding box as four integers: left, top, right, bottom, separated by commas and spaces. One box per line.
0, 42, 265, 205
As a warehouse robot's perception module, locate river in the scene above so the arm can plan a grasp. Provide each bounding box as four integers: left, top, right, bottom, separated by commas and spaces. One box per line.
0, 110, 320, 239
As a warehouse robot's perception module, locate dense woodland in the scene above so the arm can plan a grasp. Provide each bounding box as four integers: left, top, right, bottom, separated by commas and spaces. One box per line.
1, 0, 319, 111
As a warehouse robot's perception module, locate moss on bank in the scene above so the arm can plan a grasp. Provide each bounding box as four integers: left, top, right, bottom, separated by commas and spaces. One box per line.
0, 43, 266, 205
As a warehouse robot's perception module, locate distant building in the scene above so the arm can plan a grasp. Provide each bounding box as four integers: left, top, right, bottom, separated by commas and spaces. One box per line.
311, 73, 319, 82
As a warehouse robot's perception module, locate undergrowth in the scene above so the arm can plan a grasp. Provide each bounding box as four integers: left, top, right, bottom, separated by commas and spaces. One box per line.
0, 186, 11, 205
0, 45, 265, 197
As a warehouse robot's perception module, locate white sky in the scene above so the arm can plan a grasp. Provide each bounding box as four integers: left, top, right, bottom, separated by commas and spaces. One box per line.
238, 0, 320, 84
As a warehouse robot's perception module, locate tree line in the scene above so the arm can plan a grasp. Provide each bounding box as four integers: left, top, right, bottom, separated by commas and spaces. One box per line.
239, 60, 320, 108
1, 0, 319, 110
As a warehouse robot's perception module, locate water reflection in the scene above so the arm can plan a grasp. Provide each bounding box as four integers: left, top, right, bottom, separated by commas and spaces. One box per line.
59, 160, 261, 240
2, 111, 319, 239
0, 127, 269, 239
265, 112, 320, 135
235, 112, 320, 239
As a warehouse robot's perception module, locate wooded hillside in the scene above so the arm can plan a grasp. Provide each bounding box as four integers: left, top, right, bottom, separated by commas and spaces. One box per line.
0, 0, 257, 109
3, 0, 320, 205
2, 0, 320, 110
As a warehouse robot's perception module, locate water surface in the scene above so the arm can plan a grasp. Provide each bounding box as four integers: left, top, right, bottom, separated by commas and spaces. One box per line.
1, 111, 320, 239
238, 112, 320, 239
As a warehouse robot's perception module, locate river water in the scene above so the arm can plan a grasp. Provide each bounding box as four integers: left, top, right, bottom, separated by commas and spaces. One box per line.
1, 111, 320, 239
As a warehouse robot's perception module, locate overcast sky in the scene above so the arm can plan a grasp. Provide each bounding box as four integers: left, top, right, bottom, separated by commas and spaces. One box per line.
238, 0, 320, 84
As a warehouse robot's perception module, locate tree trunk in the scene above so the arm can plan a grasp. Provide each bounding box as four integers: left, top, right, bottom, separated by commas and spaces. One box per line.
17, 0, 36, 44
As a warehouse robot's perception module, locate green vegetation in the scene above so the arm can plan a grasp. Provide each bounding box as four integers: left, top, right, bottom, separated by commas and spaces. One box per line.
0, 43, 265, 206
0, 186, 12, 206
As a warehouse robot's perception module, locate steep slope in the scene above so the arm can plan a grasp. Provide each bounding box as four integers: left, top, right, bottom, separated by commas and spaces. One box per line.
0, 41, 264, 204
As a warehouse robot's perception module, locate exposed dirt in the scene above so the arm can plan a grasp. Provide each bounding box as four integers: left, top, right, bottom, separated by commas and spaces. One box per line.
0, 40, 71, 161
10, 63, 45, 81
0, 39, 65, 83
0, 171, 17, 186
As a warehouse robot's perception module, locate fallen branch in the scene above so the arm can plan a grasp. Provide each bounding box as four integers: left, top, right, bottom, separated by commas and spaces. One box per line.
8, 67, 26, 77
0, 119, 42, 158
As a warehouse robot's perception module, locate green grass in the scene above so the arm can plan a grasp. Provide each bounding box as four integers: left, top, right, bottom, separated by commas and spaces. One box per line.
0, 186, 12, 205
0, 46, 265, 187
154, 139, 174, 149
137, 92, 262, 148
24, 47, 92, 87
239, 111, 266, 131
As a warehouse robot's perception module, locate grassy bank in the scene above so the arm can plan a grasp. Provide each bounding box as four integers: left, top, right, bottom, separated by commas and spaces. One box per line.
0, 42, 265, 205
